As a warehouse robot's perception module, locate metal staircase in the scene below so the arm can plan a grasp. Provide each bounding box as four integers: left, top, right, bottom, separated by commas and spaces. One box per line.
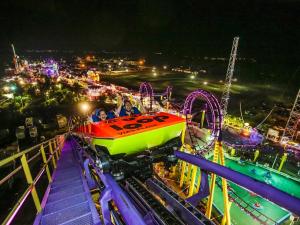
34, 140, 100, 225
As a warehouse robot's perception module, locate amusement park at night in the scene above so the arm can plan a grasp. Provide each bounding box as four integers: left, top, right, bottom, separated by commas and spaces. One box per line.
0, 1, 299, 225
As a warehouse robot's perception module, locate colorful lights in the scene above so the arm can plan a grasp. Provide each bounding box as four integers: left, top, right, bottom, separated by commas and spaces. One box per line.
3, 85, 16, 92
42, 60, 59, 76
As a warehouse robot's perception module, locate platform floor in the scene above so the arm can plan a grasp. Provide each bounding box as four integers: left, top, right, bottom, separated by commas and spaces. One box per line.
34, 140, 100, 225
209, 158, 293, 225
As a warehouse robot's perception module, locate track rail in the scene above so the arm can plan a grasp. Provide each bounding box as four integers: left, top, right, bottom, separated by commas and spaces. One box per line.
146, 177, 215, 225
124, 177, 183, 225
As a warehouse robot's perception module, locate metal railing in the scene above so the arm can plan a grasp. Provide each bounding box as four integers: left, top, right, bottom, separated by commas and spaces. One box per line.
0, 134, 66, 225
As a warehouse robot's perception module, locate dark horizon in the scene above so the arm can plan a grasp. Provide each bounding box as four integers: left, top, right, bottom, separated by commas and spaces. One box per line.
0, 0, 299, 65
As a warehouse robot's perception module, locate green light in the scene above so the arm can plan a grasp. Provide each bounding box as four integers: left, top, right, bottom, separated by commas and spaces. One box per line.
10, 85, 17, 91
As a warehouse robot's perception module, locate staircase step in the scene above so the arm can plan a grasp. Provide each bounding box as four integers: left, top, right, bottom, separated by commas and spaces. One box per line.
51, 177, 81, 189
35, 140, 101, 225
55, 171, 80, 182
44, 193, 88, 215
49, 182, 84, 195
60, 213, 93, 225
41, 202, 91, 225
47, 185, 84, 203
51, 180, 83, 194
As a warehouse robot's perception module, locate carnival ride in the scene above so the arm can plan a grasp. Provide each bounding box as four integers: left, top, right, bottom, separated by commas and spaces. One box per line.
77, 112, 185, 157
1, 82, 300, 225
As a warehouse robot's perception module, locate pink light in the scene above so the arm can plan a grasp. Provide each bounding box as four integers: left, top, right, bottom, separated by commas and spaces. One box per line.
6, 186, 32, 225
7, 167, 46, 225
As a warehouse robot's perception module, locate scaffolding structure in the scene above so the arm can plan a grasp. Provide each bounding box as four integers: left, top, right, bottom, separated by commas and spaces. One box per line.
11, 44, 20, 74
220, 37, 239, 118
281, 89, 300, 143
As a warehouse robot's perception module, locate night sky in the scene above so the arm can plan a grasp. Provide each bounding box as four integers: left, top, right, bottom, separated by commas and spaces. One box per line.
0, 0, 299, 64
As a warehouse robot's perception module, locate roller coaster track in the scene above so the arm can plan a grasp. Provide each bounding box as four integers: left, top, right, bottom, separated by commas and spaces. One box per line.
215, 178, 278, 225
183, 89, 222, 153
123, 177, 184, 225
146, 177, 215, 225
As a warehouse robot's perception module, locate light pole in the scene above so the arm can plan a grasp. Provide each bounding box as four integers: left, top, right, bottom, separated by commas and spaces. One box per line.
79, 102, 90, 132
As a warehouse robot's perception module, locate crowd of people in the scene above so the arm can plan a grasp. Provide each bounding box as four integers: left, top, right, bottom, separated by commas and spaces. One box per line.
90, 94, 145, 122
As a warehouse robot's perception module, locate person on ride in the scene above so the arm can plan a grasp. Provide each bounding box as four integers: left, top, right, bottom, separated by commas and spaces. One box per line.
116, 96, 145, 117
99, 109, 108, 121
91, 109, 101, 122
118, 100, 141, 117
92, 109, 115, 122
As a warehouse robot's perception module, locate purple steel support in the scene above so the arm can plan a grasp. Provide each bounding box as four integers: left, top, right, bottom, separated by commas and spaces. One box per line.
100, 188, 113, 225
139, 82, 153, 111
83, 159, 97, 189
99, 173, 147, 225
161, 86, 172, 100
175, 150, 300, 216
186, 170, 210, 206
166, 86, 172, 100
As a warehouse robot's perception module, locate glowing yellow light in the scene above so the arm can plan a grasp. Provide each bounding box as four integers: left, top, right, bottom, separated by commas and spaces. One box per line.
3, 86, 10, 92
203, 81, 208, 85
79, 102, 90, 113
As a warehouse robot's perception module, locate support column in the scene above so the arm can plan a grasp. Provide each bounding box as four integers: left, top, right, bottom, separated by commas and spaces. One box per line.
201, 110, 206, 128
206, 141, 219, 218
179, 161, 186, 188
253, 149, 259, 162
21, 155, 41, 212
48, 141, 56, 169
40, 145, 52, 183
278, 153, 288, 172
230, 147, 235, 157
188, 165, 197, 197
196, 168, 201, 193
219, 142, 231, 225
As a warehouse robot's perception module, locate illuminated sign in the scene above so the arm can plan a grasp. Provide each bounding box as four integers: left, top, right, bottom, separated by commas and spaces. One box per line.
78, 112, 185, 139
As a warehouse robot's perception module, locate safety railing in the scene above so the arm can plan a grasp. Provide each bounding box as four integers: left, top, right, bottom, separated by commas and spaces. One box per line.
0, 134, 66, 225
